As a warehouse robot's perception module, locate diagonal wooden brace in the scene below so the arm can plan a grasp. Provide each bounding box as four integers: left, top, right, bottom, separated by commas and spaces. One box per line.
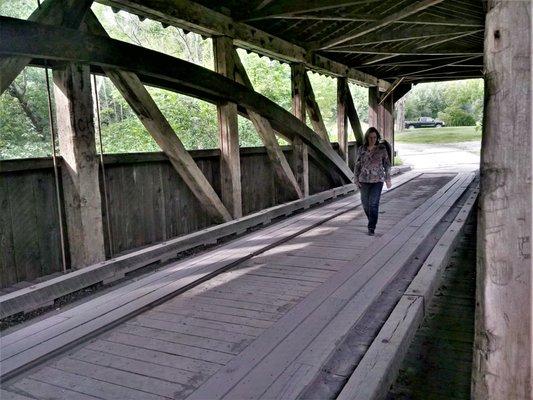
233, 50, 303, 199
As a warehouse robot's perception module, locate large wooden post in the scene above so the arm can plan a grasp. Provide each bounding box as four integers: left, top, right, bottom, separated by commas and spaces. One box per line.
369, 87, 395, 163
214, 36, 242, 218
337, 77, 348, 162
473, 1, 532, 399
53, 63, 105, 268
290, 63, 309, 197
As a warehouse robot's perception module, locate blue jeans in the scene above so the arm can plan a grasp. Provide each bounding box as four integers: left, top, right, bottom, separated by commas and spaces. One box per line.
360, 182, 384, 230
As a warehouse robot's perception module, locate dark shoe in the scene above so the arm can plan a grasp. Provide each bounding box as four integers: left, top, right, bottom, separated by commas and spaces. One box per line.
368, 229, 375, 236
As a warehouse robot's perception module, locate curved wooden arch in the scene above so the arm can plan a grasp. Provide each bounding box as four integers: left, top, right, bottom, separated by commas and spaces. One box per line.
0, 17, 354, 183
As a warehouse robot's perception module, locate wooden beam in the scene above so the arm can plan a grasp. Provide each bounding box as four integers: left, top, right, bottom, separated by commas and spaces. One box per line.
392, 83, 412, 103
379, 77, 405, 105
53, 63, 105, 268
345, 84, 364, 146
214, 36, 242, 218
84, 13, 232, 223
368, 87, 379, 132
369, 86, 394, 155
303, 73, 330, 144
323, 46, 483, 55
242, 0, 381, 20
267, 14, 484, 27
337, 77, 348, 162
342, 26, 482, 46
232, 51, 303, 199
0, 0, 93, 94
315, 0, 447, 49
0, 17, 354, 183
473, 1, 532, 398
291, 63, 310, 197
95, 0, 389, 89
397, 54, 483, 78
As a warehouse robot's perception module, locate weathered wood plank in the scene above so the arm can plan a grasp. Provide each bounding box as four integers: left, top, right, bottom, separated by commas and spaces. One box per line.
10, 378, 100, 400
186, 174, 470, 400
336, 296, 424, 400
337, 77, 349, 162
53, 62, 106, 268
101, 330, 234, 364
215, 36, 242, 218
52, 356, 191, 398
67, 347, 199, 386
0, 175, 17, 288
291, 63, 310, 197
28, 366, 166, 400
473, 1, 532, 398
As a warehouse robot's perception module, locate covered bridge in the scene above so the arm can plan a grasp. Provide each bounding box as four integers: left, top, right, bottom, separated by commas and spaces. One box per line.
0, 1, 530, 399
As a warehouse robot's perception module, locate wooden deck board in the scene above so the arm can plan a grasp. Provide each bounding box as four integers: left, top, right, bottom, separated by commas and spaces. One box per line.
187, 174, 469, 400
1, 172, 467, 400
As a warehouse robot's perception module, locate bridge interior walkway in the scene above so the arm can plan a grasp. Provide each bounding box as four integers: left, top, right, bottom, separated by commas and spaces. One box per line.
0, 171, 477, 400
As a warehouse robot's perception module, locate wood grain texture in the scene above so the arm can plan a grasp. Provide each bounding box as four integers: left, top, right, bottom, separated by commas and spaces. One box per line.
290, 63, 310, 197
215, 36, 242, 218
337, 77, 349, 162
53, 63, 106, 269
473, 1, 532, 399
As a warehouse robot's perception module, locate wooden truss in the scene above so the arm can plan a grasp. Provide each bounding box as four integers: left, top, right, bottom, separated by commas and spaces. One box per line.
0, 2, 356, 226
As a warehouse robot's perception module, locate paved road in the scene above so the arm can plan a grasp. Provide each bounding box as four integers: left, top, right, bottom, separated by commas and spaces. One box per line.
395, 141, 481, 172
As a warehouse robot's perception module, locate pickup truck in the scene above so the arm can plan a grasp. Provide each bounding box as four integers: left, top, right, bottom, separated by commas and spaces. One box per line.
405, 117, 445, 129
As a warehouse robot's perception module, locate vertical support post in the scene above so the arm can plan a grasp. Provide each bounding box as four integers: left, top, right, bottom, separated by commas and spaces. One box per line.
214, 36, 242, 218
368, 86, 379, 130
53, 63, 105, 268
369, 87, 395, 164
337, 77, 348, 162
381, 93, 394, 164
290, 63, 309, 197
473, 1, 531, 398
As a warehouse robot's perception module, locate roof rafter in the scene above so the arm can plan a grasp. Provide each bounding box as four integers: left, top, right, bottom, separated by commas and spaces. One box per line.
313, 0, 447, 49
241, 0, 381, 21
266, 14, 483, 27
354, 30, 482, 64
340, 26, 482, 46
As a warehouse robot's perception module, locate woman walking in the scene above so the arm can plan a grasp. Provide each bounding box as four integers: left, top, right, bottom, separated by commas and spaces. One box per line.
354, 127, 392, 236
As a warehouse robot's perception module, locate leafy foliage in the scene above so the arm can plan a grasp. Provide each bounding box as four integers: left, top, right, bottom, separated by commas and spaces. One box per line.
405, 79, 483, 127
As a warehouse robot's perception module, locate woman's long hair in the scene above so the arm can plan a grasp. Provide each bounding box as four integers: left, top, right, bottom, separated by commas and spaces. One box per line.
363, 127, 382, 147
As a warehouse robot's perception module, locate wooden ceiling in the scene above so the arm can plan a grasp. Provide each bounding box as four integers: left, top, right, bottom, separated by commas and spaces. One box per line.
99, 0, 486, 85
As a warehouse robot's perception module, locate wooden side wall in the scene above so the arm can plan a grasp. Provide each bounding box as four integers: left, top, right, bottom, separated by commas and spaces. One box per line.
0, 144, 354, 288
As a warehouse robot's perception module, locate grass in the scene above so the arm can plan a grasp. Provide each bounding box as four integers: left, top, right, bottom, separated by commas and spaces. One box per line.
393, 156, 403, 166
395, 126, 481, 144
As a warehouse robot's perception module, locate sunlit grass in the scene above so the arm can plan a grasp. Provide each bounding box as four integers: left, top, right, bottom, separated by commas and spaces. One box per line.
396, 126, 481, 144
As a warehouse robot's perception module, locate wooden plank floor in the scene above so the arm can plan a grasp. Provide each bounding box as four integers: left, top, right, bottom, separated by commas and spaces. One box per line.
1, 173, 458, 400
386, 207, 477, 400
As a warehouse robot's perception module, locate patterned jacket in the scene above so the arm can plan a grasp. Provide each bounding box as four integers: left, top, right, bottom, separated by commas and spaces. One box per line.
354, 143, 391, 184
